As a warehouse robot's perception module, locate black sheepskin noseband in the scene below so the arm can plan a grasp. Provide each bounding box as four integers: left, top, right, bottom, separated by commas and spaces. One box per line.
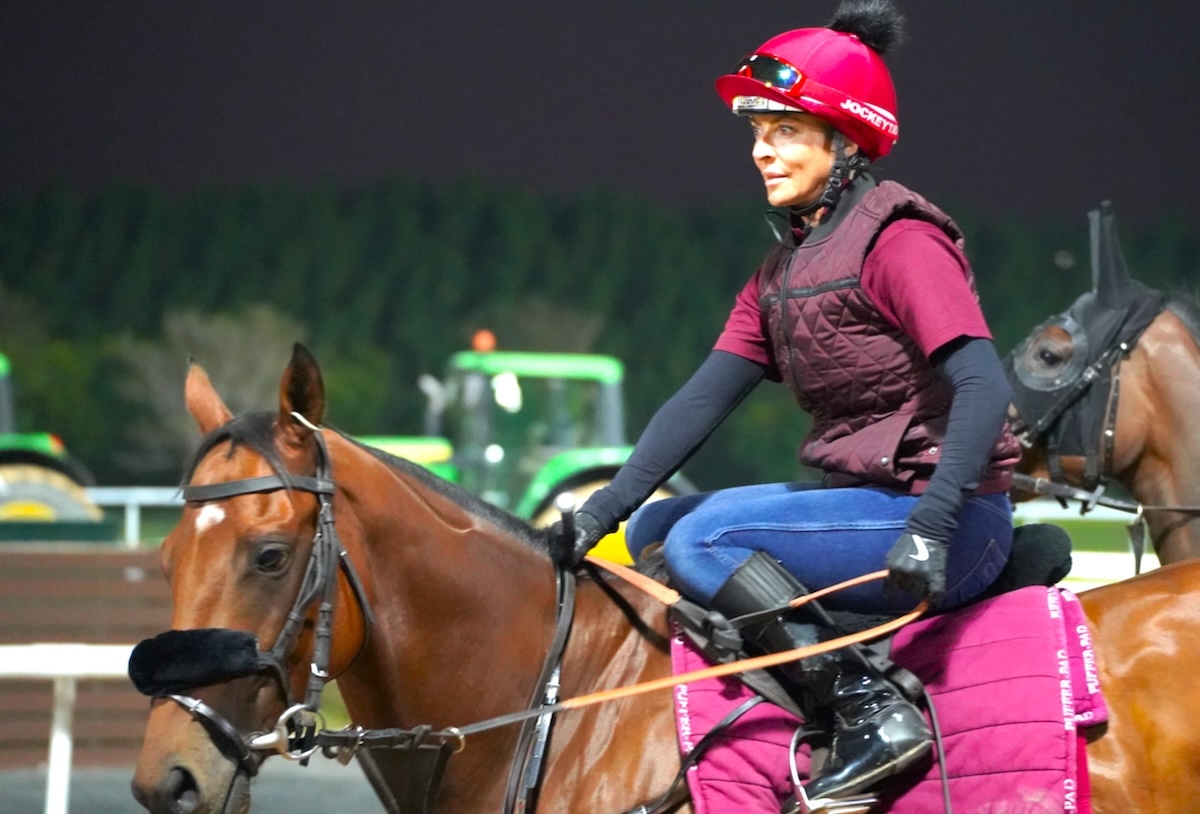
128, 628, 268, 696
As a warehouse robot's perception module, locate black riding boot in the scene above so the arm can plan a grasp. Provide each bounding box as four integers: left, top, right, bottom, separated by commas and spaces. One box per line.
709, 552, 932, 803
799, 657, 932, 801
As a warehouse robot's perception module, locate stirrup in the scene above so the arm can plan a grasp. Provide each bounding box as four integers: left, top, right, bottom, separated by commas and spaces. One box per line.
783, 788, 877, 814
785, 727, 878, 814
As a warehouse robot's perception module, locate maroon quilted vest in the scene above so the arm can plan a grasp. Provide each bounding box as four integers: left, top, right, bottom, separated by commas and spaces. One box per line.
759, 181, 1019, 494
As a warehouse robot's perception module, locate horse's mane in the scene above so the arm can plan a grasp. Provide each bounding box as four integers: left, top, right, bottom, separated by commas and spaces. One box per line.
1165, 289, 1200, 346
343, 432, 551, 552
181, 411, 552, 554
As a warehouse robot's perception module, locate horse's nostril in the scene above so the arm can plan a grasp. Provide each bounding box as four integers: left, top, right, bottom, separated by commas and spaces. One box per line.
166, 766, 201, 814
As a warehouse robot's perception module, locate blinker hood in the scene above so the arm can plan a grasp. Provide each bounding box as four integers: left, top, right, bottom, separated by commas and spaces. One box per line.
1004, 202, 1165, 455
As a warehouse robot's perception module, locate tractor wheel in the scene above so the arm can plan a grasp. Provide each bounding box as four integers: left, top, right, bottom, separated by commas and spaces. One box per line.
530, 480, 679, 565
0, 463, 104, 522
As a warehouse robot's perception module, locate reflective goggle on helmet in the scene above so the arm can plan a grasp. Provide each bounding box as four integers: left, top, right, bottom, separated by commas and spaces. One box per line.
715, 27, 899, 160
736, 54, 805, 97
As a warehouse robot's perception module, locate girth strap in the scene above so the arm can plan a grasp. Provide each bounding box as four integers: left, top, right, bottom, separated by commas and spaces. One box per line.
621, 695, 766, 814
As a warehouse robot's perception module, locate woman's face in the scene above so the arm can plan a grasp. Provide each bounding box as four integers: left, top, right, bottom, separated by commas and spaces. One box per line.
748, 113, 841, 209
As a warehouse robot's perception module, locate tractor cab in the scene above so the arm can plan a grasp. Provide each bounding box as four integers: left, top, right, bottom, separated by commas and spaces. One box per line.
358, 340, 692, 564
435, 350, 628, 513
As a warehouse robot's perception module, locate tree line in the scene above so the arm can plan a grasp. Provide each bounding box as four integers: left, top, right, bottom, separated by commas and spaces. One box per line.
1, 177, 1196, 488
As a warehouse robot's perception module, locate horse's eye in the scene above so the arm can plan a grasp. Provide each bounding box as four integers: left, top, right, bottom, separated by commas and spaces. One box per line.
254, 545, 290, 574
1038, 348, 1063, 366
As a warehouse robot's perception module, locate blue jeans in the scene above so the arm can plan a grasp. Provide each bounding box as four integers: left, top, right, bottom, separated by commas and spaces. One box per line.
625, 482, 1013, 614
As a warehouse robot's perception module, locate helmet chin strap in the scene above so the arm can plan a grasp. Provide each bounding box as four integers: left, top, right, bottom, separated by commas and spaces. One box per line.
789, 131, 870, 223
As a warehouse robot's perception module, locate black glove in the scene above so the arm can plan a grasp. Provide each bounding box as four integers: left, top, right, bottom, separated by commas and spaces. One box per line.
884, 532, 948, 606
550, 510, 609, 568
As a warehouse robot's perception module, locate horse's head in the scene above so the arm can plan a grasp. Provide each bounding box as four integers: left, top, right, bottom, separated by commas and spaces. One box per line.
131, 344, 369, 814
1005, 202, 1169, 491
1004, 306, 1091, 456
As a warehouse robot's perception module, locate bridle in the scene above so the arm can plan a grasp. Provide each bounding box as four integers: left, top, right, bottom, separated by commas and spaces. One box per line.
129, 418, 375, 775
1010, 337, 1130, 497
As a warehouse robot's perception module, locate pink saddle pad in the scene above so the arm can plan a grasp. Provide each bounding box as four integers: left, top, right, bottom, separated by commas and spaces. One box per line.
670, 586, 1108, 814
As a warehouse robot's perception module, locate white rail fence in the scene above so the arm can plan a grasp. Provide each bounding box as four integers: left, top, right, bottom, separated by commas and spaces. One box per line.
1012, 500, 1158, 591
84, 487, 1158, 585
0, 644, 134, 814
85, 486, 181, 547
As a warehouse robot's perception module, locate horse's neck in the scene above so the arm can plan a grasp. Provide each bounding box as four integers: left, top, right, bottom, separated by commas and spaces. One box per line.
334, 441, 558, 723
564, 577, 674, 685
329, 443, 680, 811
1116, 318, 1200, 562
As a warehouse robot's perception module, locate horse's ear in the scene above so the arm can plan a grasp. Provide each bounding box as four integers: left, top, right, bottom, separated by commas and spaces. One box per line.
185, 360, 234, 434
1090, 201, 1134, 307
278, 343, 326, 446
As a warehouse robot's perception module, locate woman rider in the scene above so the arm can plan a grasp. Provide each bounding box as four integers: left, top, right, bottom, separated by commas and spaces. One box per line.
560, 0, 1021, 805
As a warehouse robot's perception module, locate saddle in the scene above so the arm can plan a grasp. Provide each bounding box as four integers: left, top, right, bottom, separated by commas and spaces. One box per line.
661, 523, 1104, 814
664, 522, 1073, 710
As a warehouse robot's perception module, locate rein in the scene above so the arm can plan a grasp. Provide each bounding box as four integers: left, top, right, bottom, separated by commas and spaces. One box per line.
1013, 472, 1200, 574
367, 567, 925, 738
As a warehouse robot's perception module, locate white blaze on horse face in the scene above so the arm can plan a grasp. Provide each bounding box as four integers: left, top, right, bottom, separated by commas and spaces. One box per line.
195, 504, 226, 534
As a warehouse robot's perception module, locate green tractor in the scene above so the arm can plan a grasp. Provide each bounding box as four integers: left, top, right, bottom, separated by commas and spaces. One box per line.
0, 352, 104, 529
358, 347, 692, 563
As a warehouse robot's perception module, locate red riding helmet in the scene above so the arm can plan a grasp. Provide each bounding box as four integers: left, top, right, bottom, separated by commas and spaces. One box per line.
715, 27, 899, 160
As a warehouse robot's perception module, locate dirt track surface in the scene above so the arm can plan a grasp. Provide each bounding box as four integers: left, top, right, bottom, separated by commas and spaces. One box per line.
2, 757, 386, 813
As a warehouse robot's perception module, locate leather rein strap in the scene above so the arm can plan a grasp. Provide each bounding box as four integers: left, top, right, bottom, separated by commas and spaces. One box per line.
1012, 470, 1200, 575
501, 566, 576, 814
311, 565, 579, 814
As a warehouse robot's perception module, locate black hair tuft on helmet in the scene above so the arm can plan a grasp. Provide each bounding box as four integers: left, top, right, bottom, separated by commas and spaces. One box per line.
827, 0, 905, 56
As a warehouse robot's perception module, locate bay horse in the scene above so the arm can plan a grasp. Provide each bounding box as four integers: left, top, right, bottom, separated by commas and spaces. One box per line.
131, 344, 1200, 813
1006, 203, 1200, 566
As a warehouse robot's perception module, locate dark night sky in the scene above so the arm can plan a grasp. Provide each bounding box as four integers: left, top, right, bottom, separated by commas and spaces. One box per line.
4, 1, 1200, 227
